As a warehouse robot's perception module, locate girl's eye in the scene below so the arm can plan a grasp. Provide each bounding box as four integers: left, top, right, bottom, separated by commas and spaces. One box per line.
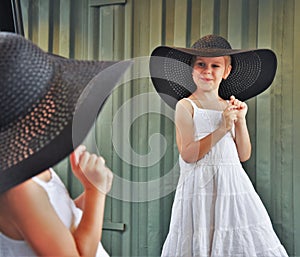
212, 64, 220, 68
196, 62, 205, 67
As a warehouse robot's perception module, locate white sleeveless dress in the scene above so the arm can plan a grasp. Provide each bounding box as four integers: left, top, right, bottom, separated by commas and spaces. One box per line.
0, 168, 109, 257
161, 98, 288, 257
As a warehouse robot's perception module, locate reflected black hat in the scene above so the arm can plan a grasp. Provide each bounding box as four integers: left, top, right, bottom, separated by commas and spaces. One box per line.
0, 32, 131, 193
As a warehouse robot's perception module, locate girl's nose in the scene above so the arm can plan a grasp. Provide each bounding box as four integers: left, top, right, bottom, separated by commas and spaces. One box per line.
203, 66, 212, 74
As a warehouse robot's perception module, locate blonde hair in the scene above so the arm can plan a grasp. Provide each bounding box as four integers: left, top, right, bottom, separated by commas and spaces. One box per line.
224, 55, 232, 68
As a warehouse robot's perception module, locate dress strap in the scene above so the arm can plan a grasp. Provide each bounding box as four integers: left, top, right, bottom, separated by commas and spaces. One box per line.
183, 98, 198, 111
32, 168, 55, 188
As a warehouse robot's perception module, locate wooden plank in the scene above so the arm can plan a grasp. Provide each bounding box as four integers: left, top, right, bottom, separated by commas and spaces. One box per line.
269, 0, 283, 235
38, 0, 49, 51
113, 5, 125, 59
59, 0, 70, 57
148, 3, 164, 254
241, 1, 258, 184
228, 0, 243, 47
87, 5, 99, 59
123, 0, 132, 59
20, 0, 29, 37
200, 0, 214, 36
280, 0, 294, 252
131, 2, 148, 255
218, 0, 228, 37
293, 0, 300, 254
50, 0, 60, 55
70, 0, 88, 59
164, 0, 175, 46
190, 0, 201, 44
149, 0, 162, 52
137, 6, 151, 256
110, 7, 127, 253
173, 0, 187, 46
255, 0, 273, 213
244, 0, 258, 48
99, 5, 114, 60
92, 8, 115, 250
120, 1, 133, 256
29, 0, 39, 43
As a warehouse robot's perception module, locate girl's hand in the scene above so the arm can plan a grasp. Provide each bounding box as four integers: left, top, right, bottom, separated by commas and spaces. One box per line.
222, 105, 238, 132
229, 95, 248, 121
70, 145, 113, 194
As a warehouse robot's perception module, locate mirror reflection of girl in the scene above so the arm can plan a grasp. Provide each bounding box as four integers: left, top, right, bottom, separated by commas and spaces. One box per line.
0, 145, 112, 257
0, 32, 131, 257
150, 35, 288, 256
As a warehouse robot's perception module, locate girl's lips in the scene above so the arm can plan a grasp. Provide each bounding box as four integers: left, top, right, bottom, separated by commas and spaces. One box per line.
200, 77, 213, 82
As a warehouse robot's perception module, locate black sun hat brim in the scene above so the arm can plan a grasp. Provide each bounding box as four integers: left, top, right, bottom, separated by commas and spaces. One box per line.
150, 45, 277, 109
0, 33, 132, 193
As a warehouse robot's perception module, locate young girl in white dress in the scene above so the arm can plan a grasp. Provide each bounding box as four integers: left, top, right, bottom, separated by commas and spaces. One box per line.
0, 32, 130, 257
0, 146, 112, 257
150, 34, 288, 256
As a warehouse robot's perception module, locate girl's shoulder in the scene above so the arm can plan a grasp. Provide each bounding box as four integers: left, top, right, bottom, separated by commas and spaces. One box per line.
176, 98, 195, 116
0, 177, 49, 209
177, 97, 199, 109
0, 178, 49, 240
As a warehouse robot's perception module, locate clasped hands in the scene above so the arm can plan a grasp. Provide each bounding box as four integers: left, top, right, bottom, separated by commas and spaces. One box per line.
222, 95, 248, 131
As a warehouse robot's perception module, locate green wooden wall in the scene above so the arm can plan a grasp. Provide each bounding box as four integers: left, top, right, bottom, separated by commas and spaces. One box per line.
20, 0, 300, 256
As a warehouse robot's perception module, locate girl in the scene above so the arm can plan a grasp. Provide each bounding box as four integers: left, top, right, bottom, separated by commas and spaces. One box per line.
0, 145, 113, 257
150, 35, 288, 256
0, 32, 130, 256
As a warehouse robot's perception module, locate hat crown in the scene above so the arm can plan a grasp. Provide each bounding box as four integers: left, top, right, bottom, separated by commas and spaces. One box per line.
192, 35, 232, 50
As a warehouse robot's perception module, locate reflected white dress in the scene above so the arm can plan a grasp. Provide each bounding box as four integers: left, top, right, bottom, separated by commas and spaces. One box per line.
161, 98, 288, 257
0, 168, 109, 257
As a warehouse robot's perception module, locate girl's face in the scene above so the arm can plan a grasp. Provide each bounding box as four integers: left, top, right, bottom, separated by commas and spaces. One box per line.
192, 56, 232, 93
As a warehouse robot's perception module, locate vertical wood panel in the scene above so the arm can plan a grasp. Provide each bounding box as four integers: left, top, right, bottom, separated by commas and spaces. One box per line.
133, 2, 149, 255
58, 0, 70, 57
190, 0, 201, 45
113, 5, 125, 59
99, 6, 114, 59
149, 0, 165, 254
256, 0, 273, 214
164, 0, 175, 45
280, 0, 294, 251
50, 0, 61, 54
29, 0, 39, 42
70, 0, 89, 59
173, 0, 187, 46
270, 0, 283, 236
218, 0, 228, 36
110, 5, 127, 255
97, 6, 114, 249
119, 1, 133, 255
293, 1, 300, 255
243, 0, 258, 48
200, 0, 214, 36
228, 0, 244, 47
37, 0, 49, 50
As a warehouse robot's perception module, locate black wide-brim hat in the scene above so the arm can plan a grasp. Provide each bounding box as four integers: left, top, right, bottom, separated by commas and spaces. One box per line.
0, 32, 132, 193
150, 34, 277, 109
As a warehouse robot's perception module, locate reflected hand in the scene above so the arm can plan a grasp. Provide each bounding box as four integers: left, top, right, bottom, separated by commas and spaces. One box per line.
70, 145, 113, 194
